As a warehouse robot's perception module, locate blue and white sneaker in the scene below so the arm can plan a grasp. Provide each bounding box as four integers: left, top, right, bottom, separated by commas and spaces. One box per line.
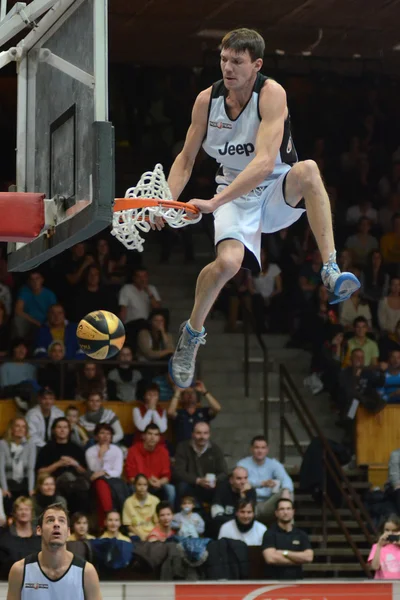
169, 321, 207, 388
321, 251, 361, 305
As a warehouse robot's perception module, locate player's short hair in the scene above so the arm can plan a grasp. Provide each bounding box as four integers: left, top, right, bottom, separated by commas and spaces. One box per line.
221, 28, 265, 62
38, 502, 70, 527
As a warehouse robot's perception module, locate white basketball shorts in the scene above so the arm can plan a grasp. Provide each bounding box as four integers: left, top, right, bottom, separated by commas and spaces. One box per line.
213, 166, 305, 269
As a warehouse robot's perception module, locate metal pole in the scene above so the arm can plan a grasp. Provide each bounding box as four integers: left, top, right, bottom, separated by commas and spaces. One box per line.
0, 0, 7, 23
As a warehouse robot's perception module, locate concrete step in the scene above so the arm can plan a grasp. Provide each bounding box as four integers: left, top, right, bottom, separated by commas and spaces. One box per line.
313, 547, 369, 557
304, 563, 362, 572
310, 534, 369, 543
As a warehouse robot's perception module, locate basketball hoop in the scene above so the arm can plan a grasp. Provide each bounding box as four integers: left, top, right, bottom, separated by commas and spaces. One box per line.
111, 163, 202, 252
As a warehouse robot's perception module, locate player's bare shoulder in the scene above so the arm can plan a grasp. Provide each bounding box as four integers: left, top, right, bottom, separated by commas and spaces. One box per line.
7, 559, 25, 600
83, 561, 102, 600
193, 86, 212, 119
259, 78, 288, 118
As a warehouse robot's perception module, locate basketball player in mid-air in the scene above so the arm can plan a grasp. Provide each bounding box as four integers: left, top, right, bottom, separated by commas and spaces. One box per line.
7, 503, 101, 600
167, 27, 360, 388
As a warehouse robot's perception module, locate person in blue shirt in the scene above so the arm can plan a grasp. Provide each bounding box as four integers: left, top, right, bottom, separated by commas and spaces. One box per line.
33, 303, 84, 360
238, 435, 294, 526
378, 349, 400, 403
13, 272, 57, 339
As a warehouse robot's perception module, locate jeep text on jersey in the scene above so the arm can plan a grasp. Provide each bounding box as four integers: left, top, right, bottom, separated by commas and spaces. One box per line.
218, 142, 255, 157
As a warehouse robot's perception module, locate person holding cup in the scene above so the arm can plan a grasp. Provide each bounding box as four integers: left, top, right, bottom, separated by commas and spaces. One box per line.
173, 421, 228, 507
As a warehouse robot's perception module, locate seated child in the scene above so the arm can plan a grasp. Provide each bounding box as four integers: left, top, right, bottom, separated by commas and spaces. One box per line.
122, 474, 159, 540
100, 511, 132, 542
172, 496, 205, 538
147, 501, 174, 542
67, 512, 95, 541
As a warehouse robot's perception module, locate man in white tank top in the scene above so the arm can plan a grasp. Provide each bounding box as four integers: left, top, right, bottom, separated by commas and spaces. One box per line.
7, 503, 101, 600
168, 28, 360, 388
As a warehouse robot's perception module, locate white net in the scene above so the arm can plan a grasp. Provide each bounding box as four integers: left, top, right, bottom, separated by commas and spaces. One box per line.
111, 163, 202, 252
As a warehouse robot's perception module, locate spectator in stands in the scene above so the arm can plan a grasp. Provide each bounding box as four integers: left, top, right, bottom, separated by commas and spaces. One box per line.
35, 417, 89, 513
345, 195, 377, 226
13, 271, 57, 339
100, 510, 131, 543
65, 405, 89, 447
67, 512, 95, 541
379, 278, 400, 335
368, 515, 400, 579
342, 317, 379, 368
107, 346, 142, 402
379, 163, 400, 200
133, 383, 167, 434
167, 380, 221, 444
250, 247, 283, 333
119, 267, 162, 346
339, 284, 373, 331
381, 214, 400, 274
218, 499, 266, 545
0, 300, 10, 358
389, 449, 400, 516
380, 320, 400, 364
211, 467, 256, 535
125, 423, 175, 506
0, 283, 11, 318
379, 193, 400, 234
26, 388, 64, 447
122, 474, 159, 540
0, 418, 36, 513
94, 238, 122, 286
173, 421, 228, 505
0, 497, 41, 577
34, 303, 84, 360
85, 423, 125, 525
345, 217, 379, 267
172, 496, 205, 538
147, 501, 174, 541
137, 310, 174, 362
262, 498, 313, 579
68, 264, 117, 323
37, 341, 74, 399
298, 249, 322, 303
63, 243, 95, 290
75, 362, 108, 400
362, 250, 389, 328
379, 350, 400, 403
0, 339, 36, 389
32, 472, 66, 522
152, 371, 174, 402
238, 436, 294, 525
79, 392, 123, 444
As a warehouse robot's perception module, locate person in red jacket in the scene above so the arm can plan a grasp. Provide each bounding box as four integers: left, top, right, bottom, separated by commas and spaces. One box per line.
125, 423, 175, 507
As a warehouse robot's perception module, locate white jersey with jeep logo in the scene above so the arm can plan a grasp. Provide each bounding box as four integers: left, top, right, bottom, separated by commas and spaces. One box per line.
21, 553, 85, 600
202, 72, 305, 270
202, 72, 298, 185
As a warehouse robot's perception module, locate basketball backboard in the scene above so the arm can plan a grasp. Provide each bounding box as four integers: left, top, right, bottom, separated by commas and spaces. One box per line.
0, 0, 114, 271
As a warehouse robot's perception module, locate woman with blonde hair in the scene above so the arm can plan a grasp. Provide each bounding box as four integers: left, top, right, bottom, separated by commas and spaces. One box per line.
0, 417, 36, 514
31, 472, 66, 522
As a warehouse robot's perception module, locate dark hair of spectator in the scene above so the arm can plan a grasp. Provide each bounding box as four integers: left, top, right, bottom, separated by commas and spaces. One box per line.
351, 347, 365, 356
251, 435, 268, 446
38, 502, 70, 528
71, 512, 89, 528
94, 422, 113, 436
134, 473, 148, 485
77, 362, 106, 400
364, 250, 387, 290
144, 423, 160, 434
66, 405, 79, 413
276, 497, 294, 511
149, 310, 169, 331
156, 501, 173, 516
380, 514, 400, 535
221, 28, 265, 62
181, 496, 195, 505
132, 267, 148, 279
87, 391, 104, 401
353, 316, 368, 327
39, 387, 55, 398
237, 498, 255, 512
10, 338, 28, 352
51, 417, 71, 439
105, 510, 121, 520
144, 382, 160, 396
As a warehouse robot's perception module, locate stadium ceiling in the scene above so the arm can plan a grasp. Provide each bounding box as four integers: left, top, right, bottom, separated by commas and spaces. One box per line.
3, 0, 400, 67
109, 0, 400, 66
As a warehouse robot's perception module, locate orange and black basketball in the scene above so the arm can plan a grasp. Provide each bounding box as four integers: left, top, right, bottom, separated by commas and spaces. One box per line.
76, 310, 125, 360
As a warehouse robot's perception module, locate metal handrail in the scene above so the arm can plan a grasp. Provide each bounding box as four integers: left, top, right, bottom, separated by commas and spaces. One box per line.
279, 362, 376, 577
242, 303, 269, 436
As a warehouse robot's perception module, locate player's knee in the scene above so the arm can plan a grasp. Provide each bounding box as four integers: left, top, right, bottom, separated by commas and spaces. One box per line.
294, 159, 321, 191
215, 253, 242, 280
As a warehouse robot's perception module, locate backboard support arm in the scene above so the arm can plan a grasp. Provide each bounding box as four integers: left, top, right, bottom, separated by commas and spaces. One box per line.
0, 0, 59, 47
